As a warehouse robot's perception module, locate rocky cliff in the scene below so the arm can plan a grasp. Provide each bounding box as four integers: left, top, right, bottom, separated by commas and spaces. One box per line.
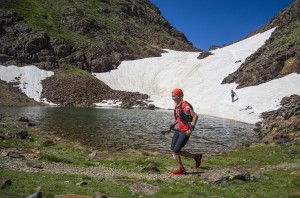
0, 1, 299, 143
0, 0, 199, 107
220, 1, 300, 143
0, 0, 199, 72
254, 95, 300, 143
221, 1, 299, 88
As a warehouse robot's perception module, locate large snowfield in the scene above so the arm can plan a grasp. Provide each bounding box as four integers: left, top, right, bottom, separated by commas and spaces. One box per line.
1, 27, 300, 124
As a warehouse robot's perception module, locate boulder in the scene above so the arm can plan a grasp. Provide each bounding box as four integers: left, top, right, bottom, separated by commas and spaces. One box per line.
201, 168, 250, 184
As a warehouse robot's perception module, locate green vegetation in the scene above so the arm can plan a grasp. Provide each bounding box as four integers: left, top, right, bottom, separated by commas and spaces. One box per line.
0, 0, 121, 49
1, 116, 300, 197
54, 64, 92, 79
1, 167, 299, 198
0, 0, 172, 52
0, 169, 133, 198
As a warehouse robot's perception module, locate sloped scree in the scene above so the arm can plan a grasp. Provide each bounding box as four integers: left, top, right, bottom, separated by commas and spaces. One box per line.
254, 94, 300, 144
41, 76, 149, 108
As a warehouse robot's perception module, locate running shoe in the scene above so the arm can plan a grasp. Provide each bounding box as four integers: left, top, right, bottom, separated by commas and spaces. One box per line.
171, 167, 186, 175
194, 154, 202, 168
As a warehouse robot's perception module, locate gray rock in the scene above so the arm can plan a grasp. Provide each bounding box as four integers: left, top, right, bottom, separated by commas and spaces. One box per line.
0, 179, 11, 189
201, 168, 250, 184
76, 181, 88, 185
25, 192, 42, 198
130, 183, 160, 195
95, 192, 107, 198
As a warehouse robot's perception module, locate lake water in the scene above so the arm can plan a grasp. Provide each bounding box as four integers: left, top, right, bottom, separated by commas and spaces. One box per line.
0, 106, 258, 155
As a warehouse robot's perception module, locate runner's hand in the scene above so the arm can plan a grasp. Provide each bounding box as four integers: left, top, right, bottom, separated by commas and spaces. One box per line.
169, 124, 175, 130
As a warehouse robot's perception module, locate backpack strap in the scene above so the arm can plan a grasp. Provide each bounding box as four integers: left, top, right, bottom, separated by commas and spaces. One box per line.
174, 101, 193, 122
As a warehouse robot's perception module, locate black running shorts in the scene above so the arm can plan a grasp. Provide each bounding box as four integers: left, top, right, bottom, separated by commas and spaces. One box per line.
171, 130, 190, 153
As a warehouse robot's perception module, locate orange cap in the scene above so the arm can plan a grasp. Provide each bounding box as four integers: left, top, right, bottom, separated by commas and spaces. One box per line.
172, 88, 184, 98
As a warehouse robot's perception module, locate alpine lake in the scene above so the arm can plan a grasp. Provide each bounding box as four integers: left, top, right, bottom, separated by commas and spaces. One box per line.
0, 106, 258, 155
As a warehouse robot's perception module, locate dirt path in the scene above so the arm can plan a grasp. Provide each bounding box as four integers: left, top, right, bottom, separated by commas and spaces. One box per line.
1, 158, 300, 182
0, 158, 192, 181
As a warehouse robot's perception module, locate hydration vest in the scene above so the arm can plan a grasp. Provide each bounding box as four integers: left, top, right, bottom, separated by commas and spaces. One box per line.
174, 101, 193, 123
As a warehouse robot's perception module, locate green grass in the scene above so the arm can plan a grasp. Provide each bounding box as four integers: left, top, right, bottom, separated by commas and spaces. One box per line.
0, 164, 299, 197
0, 169, 133, 198
1, 116, 300, 197
155, 169, 300, 198
96, 144, 300, 174
54, 64, 92, 79
203, 144, 300, 169
0, 118, 95, 167
0, 0, 122, 50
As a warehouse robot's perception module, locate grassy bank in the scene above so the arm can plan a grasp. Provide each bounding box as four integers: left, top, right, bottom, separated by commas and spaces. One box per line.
1, 167, 299, 198
0, 115, 300, 197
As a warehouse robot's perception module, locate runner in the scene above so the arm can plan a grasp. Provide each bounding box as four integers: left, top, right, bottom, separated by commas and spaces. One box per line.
169, 88, 202, 174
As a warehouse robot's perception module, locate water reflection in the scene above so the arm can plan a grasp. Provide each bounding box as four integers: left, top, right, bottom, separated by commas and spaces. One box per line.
0, 106, 258, 155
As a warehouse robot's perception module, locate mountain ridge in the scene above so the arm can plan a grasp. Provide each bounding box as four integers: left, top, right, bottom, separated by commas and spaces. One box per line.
221, 1, 299, 88
0, 0, 199, 72
0, 0, 299, 143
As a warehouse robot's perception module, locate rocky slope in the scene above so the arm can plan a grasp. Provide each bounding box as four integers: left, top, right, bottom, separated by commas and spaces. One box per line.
0, 1, 299, 143
41, 74, 150, 108
0, 0, 200, 107
221, 1, 299, 88
0, 80, 40, 106
220, 1, 300, 143
0, 0, 199, 72
254, 95, 300, 143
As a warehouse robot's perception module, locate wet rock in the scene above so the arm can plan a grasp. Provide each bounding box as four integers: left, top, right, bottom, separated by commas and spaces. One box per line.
19, 116, 30, 122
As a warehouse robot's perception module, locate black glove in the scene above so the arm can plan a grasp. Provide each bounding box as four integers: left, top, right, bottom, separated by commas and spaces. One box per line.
189, 125, 195, 131
170, 124, 175, 130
